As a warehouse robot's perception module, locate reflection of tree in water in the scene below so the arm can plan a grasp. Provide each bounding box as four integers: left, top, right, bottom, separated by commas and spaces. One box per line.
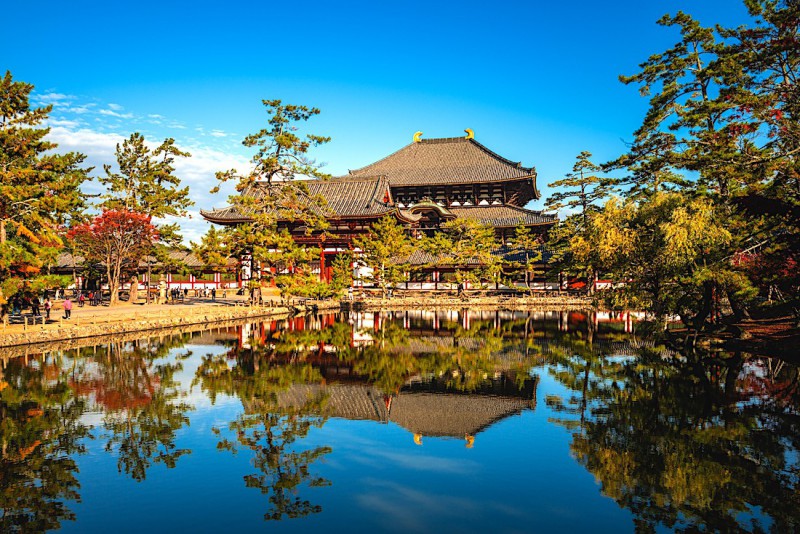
0, 356, 89, 532
548, 338, 800, 532
194, 342, 332, 521
70, 336, 193, 482
345, 317, 538, 395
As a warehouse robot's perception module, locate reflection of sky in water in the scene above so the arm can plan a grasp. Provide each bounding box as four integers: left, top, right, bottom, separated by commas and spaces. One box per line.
61, 349, 629, 532
5, 312, 794, 533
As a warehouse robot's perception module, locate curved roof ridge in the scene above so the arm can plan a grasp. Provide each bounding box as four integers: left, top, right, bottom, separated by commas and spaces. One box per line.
466, 138, 533, 174
348, 135, 537, 189
348, 142, 414, 176
454, 204, 551, 215
329, 174, 388, 182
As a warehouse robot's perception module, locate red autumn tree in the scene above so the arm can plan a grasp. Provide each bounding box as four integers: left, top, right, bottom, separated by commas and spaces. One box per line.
68, 210, 158, 306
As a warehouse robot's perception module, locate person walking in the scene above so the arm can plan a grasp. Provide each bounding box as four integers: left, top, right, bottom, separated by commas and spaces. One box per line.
78, 292, 85, 307
44, 297, 52, 320
211, 287, 216, 301
63, 297, 73, 319
31, 296, 40, 316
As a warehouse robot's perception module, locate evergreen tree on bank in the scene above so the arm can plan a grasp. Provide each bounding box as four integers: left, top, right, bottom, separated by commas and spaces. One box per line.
0, 71, 91, 306
98, 132, 193, 303
212, 100, 331, 290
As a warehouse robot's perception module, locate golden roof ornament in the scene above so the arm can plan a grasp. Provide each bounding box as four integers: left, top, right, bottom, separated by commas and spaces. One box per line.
464, 128, 474, 139
413, 131, 423, 143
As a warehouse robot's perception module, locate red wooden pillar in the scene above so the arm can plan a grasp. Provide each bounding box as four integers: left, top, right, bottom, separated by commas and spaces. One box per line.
320, 248, 326, 282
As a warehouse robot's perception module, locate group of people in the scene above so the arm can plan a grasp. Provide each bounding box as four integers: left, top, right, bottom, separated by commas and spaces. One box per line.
76, 291, 102, 307
197, 287, 226, 299
2, 289, 105, 322
3, 294, 55, 320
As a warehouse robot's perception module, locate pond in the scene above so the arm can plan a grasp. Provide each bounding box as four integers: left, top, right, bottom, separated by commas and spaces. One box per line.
1, 310, 798, 533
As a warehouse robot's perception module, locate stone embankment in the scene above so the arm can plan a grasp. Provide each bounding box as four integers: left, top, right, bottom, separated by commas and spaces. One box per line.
0, 298, 340, 353
352, 294, 593, 311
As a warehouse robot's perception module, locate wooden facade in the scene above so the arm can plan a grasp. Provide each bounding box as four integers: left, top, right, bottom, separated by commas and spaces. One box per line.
201, 132, 557, 288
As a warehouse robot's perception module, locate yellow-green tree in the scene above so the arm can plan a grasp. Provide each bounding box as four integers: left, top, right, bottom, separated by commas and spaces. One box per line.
422, 218, 500, 288
353, 215, 413, 298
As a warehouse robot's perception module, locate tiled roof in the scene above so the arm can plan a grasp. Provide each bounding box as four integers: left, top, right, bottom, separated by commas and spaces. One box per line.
349, 137, 537, 188
271, 382, 533, 437
449, 205, 556, 227
54, 250, 228, 270
399, 245, 552, 266
201, 176, 395, 224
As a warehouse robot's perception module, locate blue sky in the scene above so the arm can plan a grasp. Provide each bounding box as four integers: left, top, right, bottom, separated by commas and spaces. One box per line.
3, 0, 754, 242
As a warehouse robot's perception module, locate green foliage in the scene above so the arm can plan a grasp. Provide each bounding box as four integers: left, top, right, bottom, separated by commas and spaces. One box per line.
214, 99, 331, 189
549, 2, 800, 325
99, 133, 192, 218
213, 100, 331, 293
579, 192, 741, 326
354, 215, 413, 297
0, 71, 91, 280
547, 151, 616, 222
421, 218, 500, 287
191, 226, 229, 271
546, 152, 617, 290
329, 250, 353, 294
508, 224, 543, 295
98, 132, 193, 286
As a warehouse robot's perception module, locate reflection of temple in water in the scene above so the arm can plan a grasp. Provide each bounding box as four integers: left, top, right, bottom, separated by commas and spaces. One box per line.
273, 375, 537, 446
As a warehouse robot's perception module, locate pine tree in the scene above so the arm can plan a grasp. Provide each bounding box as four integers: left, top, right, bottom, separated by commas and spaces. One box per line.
99, 132, 192, 217
353, 215, 413, 298
0, 71, 91, 304
98, 132, 192, 303
546, 151, 616, 292
212, 100, 331, 289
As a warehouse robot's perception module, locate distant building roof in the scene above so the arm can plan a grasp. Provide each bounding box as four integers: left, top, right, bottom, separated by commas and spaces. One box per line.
200, 176, 395, 224
349, 136, 539, 196
270, 377, 536, 438
449, 205, 556, 227
54, 250, 232, 271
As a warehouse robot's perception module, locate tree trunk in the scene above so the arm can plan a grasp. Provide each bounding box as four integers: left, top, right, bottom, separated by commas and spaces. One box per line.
692, 281, 714, 332
108, 260, 119, 306
130, 275, 139, 304
726, 288, 751, 321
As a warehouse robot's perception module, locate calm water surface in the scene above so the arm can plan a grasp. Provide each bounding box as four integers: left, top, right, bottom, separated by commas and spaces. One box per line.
1, 310, 798, 533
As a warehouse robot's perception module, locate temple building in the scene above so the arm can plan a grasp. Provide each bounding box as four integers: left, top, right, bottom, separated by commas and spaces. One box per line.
201, 131, 556, 286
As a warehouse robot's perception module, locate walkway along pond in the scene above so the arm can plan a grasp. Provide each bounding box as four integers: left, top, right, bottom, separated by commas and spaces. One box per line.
0, 309, 797, 532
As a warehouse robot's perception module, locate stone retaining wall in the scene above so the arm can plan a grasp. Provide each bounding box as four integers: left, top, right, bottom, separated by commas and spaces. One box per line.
0, 305, 294, 353
352, 295, 593, 311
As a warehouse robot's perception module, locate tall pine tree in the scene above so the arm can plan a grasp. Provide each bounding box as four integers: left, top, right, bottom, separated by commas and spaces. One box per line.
0, 71, 91, 304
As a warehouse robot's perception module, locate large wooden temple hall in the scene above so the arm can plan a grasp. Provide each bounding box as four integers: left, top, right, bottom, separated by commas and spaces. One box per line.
201, 131, 556, 286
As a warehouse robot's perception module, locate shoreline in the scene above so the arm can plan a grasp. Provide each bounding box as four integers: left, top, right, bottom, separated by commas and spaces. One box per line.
0, 299, 341, 354
350, 295, 594, 311
0, 294, 593, 352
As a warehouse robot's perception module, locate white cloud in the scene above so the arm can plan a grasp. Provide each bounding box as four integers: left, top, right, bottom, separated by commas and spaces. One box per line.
45, 112, 250, 245
47, 118, 82, 128
65, 104, 95, 114
107, 103, 123, 111
36, 92, 75, 105
210, 130, 227, 138
99, 108, 134, 119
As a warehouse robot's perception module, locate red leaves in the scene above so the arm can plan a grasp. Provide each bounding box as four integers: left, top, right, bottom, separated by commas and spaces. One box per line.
68, 209, 159, 262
